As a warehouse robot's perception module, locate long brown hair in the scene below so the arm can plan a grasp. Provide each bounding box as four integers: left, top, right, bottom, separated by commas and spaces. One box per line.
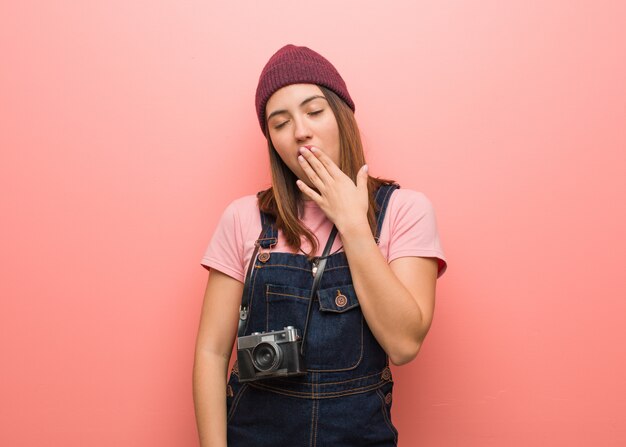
257, 85, 396, 260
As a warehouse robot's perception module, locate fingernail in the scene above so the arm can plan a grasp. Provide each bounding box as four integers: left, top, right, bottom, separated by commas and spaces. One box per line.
298, 155, 304, 162
299, 147, 307, 154
363, 164, 368, 172
310, 146, 318, 152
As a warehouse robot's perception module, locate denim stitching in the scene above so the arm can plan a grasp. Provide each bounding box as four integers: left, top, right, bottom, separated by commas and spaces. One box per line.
311, 374, 319, 447
265, 284, 270, 331
376, 388, 398, 445
267, 291, 310, 300
248, 380, 386, 399
284, 382, 382, 398
257, 263, 349, 273
267, 370, 381, 387
309, 398, 316, 447
317, 303, 359, 313
323, 266, 349, 272
227, 383, 249, 423
308, 314, 363, 372
313, 400, 320, 447
308, 400, 313, 446
257, 264, 312, 272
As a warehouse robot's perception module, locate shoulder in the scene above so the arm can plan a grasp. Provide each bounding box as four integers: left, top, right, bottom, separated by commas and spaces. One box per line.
224, 194, 258, 211
220, 194, 259, 220
387, 187, 435, 219
211, 194, 260, 237
383, 187, 448, 277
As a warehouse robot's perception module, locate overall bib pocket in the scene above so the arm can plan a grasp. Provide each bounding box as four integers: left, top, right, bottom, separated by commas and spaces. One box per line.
265, 283, 364, 371
265, 284, 310, 333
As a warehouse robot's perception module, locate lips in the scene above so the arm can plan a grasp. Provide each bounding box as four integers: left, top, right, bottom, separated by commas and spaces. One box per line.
303, 145, 314, 150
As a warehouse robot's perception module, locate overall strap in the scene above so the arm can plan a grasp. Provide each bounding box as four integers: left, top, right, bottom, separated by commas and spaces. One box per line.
373, 183, 400, 244
258, 211, 278, 248
238, 210, 274, 337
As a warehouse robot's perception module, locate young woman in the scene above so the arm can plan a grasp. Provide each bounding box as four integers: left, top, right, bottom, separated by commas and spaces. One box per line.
193, 44, 448, 446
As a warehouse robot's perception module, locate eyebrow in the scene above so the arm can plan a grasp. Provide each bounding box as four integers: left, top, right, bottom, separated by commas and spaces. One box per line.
266, 95, 327, 122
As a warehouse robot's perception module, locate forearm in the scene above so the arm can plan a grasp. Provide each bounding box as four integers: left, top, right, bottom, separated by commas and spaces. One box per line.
192, 350, 230, 447
339, 222, 426, 365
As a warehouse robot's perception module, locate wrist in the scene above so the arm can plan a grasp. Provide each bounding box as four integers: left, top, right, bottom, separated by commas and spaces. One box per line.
337, 219, 372, 241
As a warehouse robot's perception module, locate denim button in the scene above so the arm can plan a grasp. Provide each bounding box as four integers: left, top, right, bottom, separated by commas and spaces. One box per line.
385, 392, 392, 405
258, 252, 270, 263
381, 367, 392, 381
335, 290, 347, 307
226, 385, 234, 397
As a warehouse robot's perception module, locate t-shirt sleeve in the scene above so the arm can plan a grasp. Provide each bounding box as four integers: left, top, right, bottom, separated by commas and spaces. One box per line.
200, 200, 246, 283
387, 189, 448, 278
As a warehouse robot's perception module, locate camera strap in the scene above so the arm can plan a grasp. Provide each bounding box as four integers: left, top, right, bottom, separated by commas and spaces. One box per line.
300, 224, 338, 356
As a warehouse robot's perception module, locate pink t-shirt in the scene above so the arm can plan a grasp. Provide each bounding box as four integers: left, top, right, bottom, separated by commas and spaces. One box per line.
201, 188, 448, 283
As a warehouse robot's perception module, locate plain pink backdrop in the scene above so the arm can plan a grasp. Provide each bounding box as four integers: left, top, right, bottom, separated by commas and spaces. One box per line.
2, 1, 625, 445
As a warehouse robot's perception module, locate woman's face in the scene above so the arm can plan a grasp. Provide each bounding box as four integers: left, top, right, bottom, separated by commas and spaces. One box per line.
265, 84, 340, 191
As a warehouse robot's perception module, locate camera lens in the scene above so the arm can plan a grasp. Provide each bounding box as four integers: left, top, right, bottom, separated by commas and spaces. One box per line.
252, 342, 282, 372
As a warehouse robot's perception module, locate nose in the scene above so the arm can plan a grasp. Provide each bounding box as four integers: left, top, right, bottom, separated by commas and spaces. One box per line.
293, 116, 312, 143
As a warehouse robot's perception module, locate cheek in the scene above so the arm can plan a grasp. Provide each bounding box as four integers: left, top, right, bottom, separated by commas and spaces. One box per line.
324, 119, 340, 145
324, 122, 341, 162
270, 136, 288, 159
271, 143, 301, 173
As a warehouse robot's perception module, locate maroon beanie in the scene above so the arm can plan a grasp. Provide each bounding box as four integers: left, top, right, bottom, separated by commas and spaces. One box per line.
255, 44, 355, 133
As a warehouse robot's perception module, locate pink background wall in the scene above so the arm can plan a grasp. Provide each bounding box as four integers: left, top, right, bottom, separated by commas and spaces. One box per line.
2, 1, 625, 445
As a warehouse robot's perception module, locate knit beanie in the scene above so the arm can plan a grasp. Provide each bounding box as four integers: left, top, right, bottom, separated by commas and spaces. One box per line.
255, 44, 355, 133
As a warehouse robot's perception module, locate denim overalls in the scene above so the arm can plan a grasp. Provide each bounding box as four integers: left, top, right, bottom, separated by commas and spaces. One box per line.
226, 183, 400, 446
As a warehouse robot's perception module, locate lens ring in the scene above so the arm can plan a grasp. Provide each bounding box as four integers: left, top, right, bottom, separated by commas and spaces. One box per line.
251, 341, 282, 372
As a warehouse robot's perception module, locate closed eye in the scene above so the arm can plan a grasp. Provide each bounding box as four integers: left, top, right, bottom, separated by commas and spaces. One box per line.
273, 109, 323, 130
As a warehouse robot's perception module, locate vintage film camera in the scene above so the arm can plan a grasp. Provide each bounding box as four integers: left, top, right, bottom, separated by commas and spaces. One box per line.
237, 326, 306, 382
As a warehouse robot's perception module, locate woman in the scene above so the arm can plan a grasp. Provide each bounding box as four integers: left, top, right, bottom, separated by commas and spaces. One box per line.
193, 44, 447, 446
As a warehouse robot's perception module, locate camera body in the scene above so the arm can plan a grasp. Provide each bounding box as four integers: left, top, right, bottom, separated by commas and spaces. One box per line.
237, 326, 306, 382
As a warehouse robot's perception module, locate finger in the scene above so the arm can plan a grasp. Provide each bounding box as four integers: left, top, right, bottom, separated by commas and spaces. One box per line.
300, 147, 333, 183
309, 146, 344, 179
296, 179, 322, 202
298, 155, 324, 190
357, 164, 369, 191
298, 154, 325, 189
